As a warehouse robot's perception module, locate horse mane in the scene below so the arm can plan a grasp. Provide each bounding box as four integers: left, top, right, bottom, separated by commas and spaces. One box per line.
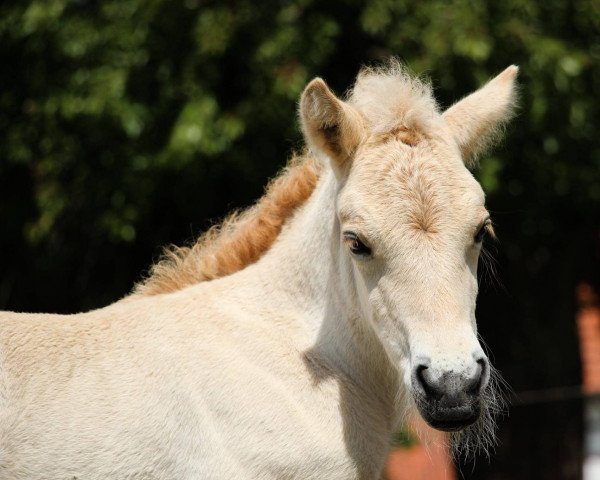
134, 153, 321, 296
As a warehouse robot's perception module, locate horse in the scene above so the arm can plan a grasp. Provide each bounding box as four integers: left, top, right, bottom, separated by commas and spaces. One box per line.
0, 60, 518, 479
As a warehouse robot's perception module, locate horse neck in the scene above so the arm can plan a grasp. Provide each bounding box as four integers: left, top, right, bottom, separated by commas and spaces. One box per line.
255, 167, 401, 413
257, 167, 350, 326
257, 168, 343, 315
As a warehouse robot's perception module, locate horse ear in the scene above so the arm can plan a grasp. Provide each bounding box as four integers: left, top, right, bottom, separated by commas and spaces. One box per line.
300, 78, 365, 171
442, 65, 519, 167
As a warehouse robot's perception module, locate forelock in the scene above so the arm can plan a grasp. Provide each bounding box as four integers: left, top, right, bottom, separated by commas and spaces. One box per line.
345, 59, 441, 138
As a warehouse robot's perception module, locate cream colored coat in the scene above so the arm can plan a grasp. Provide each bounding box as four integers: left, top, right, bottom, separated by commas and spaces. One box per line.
0, 62, 518, 479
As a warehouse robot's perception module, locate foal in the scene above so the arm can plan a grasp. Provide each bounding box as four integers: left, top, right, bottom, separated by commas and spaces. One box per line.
0, 61, 517, 479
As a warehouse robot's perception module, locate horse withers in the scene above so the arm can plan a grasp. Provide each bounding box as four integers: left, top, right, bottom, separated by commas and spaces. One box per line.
0, 61, 517, 479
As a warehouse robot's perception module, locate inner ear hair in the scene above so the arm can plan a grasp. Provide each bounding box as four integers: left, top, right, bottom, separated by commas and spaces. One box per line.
300, 78, 365, 169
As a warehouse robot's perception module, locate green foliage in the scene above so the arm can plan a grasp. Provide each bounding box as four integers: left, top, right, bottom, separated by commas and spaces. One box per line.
391, 427, 419, 449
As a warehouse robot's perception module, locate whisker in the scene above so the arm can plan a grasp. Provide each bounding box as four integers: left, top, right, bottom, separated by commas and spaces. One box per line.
478, 242, 507, 294
449, 364, 508, 460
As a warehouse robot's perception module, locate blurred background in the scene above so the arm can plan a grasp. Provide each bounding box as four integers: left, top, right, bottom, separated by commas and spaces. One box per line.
1, 1, 599, 478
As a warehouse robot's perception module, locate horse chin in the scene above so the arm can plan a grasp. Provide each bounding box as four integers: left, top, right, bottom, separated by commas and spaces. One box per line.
414, 397, 482, 433
419, 409, 480, 432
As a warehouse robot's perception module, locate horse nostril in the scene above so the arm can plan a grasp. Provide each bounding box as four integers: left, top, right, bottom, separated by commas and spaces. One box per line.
468, 357, 489, 395
415, 364, 443, 400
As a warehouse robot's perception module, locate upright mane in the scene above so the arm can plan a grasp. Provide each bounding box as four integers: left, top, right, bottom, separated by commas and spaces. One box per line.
134, 154, 321, 296
346, 60, 438, 137
135, 60, 438, 296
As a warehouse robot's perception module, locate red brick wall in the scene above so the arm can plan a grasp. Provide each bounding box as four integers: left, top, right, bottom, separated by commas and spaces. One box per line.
577, 283, 600, 394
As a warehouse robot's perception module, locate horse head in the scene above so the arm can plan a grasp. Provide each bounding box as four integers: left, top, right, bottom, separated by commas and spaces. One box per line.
299, 61, 518, 452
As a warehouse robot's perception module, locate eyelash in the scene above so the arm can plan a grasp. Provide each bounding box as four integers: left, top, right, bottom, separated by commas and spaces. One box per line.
343, 232, 372, 258
475, 220, 492, 244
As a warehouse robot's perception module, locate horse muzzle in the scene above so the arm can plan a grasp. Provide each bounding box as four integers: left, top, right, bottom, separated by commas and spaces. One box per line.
411, 356, 488, 432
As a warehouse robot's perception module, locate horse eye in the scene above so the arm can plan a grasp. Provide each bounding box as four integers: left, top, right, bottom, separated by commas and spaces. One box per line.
475, 221, 491, 244
343, 232, 372, 258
